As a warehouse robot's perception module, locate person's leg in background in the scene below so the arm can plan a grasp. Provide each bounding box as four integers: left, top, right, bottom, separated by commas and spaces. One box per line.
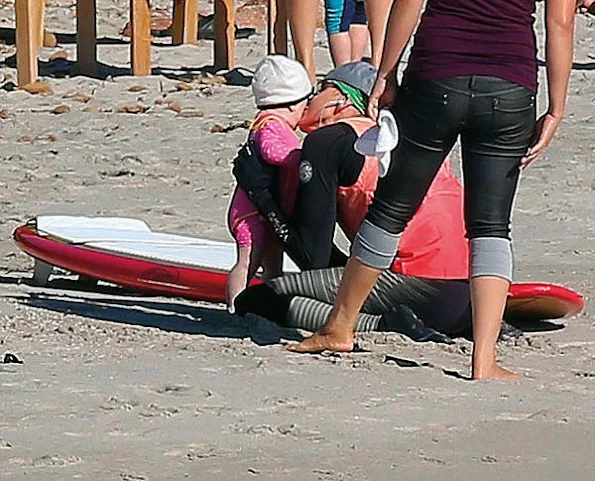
325, 0, 355, 66
364, 0, 393, 67
286, 78, 465, 354
349, 0, 369, 62
286, 0, 319, 82
461, 77, 536, 379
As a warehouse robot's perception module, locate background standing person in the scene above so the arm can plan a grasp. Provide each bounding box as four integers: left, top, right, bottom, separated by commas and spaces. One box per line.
285, 0, 392, 81
286, 0, 319, 83
324, 0, 369, 66
286, 0, 576, 381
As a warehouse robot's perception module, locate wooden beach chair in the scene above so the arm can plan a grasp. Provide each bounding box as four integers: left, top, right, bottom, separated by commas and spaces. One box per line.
14, 0, 288, 87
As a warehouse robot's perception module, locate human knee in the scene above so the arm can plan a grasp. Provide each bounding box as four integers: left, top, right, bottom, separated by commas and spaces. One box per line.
470, 237, 513, 282
365, 196, 411, 235
466, 216, 511, 240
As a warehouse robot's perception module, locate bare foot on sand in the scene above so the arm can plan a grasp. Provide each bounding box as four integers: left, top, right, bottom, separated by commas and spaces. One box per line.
473, 362, 520, 381
285, 329, 354, 353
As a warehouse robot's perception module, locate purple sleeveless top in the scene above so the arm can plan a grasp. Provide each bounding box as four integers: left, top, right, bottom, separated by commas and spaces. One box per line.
406, 0, 538, 92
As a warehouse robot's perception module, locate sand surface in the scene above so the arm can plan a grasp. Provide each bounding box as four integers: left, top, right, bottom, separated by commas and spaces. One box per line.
1, 2, 594, 480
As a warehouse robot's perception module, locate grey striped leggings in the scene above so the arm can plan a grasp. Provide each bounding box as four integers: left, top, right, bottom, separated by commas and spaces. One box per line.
235, 267, 471, 334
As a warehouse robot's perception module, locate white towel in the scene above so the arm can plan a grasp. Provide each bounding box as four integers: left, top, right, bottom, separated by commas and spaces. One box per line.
354, 108, 399, 177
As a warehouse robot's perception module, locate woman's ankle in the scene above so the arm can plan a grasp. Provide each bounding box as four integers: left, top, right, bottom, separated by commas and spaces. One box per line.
321, 306, 355, 335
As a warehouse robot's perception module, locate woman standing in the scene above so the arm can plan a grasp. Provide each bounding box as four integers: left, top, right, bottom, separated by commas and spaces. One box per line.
287, 0, 576, 380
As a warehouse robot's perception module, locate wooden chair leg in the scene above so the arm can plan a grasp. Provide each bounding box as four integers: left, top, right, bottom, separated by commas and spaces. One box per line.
172, 0, 198, 45
76, 0, 98, 76
130, 0, 151, 75
214, 0, 235, 70
268, 0, 287, 55
15, 0, 40, 87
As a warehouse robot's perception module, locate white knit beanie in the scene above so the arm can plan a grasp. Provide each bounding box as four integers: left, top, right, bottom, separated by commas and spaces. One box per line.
252, 55, 313, 108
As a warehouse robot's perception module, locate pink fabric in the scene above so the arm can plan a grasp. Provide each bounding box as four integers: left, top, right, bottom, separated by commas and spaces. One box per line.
228, 112, 301, 247
228, 189, 273, 248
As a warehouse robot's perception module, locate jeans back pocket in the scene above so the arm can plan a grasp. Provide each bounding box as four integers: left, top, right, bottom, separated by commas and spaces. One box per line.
397, 83, 451, 150
492, 94, 535, 114
491, 93, 536, 148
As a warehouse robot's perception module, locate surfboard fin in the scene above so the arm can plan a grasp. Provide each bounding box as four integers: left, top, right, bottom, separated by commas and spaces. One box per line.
32, 259, 53, 286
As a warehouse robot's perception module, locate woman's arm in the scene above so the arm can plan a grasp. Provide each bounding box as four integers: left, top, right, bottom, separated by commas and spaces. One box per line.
521, 0, 575, 166
545, 0, 576, 117
376, 0, 425, 80
367, 0, 425, 117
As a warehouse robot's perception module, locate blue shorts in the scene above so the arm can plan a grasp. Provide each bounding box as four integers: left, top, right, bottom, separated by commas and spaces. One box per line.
325, 0, 367, 35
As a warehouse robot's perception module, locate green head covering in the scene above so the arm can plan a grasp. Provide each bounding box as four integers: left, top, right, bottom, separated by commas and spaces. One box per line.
326, 80, 367, 115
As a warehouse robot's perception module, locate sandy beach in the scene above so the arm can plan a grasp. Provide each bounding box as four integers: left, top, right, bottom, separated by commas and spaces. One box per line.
0, 1, 594, 480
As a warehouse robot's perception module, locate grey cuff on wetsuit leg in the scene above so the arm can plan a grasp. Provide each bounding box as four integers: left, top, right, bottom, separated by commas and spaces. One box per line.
351, 219, 401, 269
470, 237, 514, 282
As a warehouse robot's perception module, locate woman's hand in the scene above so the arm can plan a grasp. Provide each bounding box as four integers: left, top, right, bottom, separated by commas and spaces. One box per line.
367, 74, 397, 120
520, 112, 563, 169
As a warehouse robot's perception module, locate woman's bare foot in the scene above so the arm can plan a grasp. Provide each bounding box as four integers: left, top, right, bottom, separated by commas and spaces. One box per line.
472, 361, 520, 380
285, 329, 354, 353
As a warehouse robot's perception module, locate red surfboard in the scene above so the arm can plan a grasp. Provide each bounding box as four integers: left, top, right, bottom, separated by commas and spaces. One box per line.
13, 216, 584, 321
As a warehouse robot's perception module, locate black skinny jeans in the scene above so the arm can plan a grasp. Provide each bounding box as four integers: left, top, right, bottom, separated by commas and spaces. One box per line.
368, 75, 536, 239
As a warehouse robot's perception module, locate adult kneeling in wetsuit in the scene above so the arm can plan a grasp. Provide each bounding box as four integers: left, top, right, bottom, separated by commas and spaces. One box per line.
232, 62, 521, 342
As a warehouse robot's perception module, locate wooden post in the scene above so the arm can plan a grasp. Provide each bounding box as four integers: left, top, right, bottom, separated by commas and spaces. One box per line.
130, 0, 151, 75
35, 0, 44, 51
214, 0, 234, 70
76, 0, 98, 76
172, 0, 198, 45
15, 0, 39, 87
268, 0, 287, 55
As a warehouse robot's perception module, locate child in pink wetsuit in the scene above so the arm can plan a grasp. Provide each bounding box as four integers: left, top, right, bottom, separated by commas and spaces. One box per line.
226, 55, 313, 313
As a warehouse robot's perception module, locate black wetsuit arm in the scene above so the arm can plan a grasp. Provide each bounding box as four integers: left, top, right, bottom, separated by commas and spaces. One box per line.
290, 124, 365, 269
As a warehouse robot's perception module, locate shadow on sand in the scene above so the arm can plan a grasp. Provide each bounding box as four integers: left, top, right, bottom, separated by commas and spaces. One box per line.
0, 25, 254, 88
0, 272, 567, 353
0, 54, 253, 89
0, 274, 304, 346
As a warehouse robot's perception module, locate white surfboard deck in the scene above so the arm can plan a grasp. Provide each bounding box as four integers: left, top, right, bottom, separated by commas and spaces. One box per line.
35, 216, 301, 273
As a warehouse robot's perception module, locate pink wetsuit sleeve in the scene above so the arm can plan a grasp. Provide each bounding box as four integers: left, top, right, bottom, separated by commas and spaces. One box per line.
252, 120, 301, 167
